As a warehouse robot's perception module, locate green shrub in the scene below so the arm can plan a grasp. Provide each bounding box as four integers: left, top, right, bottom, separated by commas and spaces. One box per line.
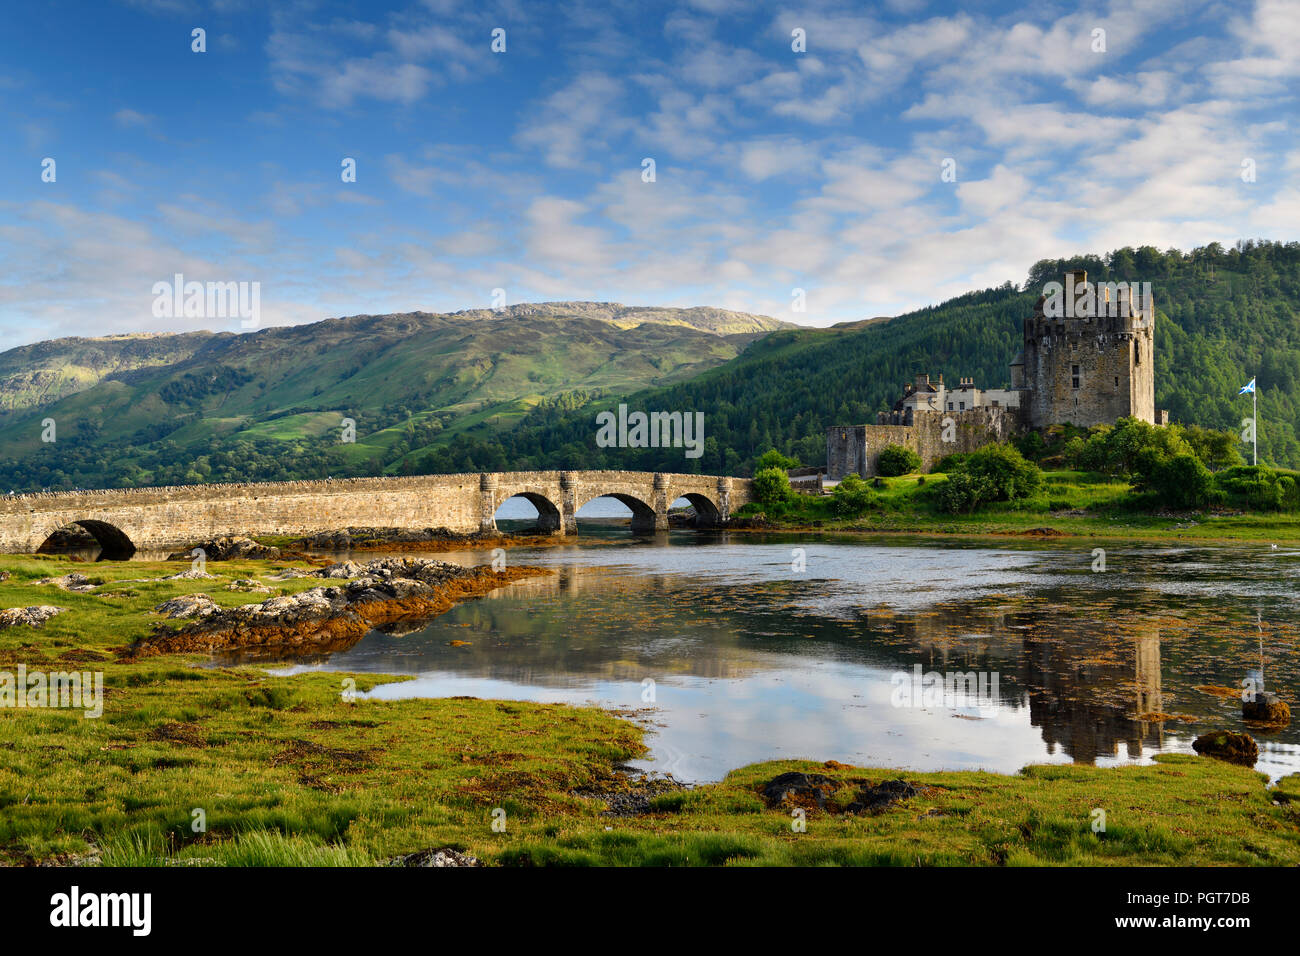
932, 453, 970, 473
1214, 465, 1288, 511
752, 466, 793, 507
830, 474, 876, 516
877, 444, 922, 477
962, 443, 1042, 501
1280, 475, 1300, 511
935, 472, 992, 514
1149, 453, 1214, 509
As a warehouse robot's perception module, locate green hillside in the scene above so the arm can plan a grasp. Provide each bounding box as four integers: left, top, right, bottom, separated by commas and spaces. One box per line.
412, 241, 1300, 476
0, 303, 785, 490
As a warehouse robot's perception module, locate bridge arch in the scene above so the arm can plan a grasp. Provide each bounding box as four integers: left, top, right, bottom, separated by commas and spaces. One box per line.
671, 492, 723, 527
576, 492, 659, 534
493, 491, 563, 534
36, 519, 137, 560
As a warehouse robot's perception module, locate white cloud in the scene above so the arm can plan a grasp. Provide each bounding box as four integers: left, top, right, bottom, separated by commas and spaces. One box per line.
112, 108, 153, 128
515, 73, 628, 168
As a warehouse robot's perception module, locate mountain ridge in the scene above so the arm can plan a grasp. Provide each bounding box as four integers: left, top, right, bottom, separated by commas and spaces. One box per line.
0, 302, 790, 416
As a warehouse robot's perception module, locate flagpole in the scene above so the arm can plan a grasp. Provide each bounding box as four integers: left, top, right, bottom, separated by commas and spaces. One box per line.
1254, 381, 1258, 466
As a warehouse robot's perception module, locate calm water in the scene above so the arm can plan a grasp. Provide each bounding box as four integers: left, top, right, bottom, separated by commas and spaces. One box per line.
261, 528, 1300, 784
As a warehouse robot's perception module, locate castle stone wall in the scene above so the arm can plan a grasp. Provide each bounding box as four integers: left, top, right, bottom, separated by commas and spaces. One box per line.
827, 407, 1022, 479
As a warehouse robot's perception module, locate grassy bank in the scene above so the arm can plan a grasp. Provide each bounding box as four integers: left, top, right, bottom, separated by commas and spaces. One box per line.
1, 554, 1297, 866
744, 470, 1300, 545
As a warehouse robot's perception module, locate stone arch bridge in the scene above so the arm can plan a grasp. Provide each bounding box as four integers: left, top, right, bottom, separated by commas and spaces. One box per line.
0, 471, 754, 557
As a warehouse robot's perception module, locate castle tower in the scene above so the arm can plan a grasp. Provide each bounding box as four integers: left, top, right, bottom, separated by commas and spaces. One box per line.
1023, 270, 1155, 428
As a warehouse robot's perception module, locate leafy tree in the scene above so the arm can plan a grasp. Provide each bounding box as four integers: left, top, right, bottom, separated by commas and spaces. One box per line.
1015, 431, 1046, 461
1179, 424, 1243, 471
756, 448, 799, 472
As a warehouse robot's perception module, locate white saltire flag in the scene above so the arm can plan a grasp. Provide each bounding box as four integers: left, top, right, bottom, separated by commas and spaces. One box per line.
1240, 377, 1256, 394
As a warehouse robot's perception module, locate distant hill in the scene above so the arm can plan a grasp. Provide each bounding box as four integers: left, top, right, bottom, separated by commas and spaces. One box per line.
0, 303, 788, 490
0, 333, 215, 412
411, 241, 1300, 475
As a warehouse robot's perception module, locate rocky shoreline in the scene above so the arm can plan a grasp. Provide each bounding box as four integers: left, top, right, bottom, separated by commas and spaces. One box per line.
127, 557, 549, 658
287, 527, 550, 553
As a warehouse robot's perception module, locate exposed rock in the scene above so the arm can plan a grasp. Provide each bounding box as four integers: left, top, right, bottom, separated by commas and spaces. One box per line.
760, 770, 922, 815
161, 568, 218, 581
846, 778, 921, 814
315, 561, 367, 579
761, 771, 840, 810
38, 526, 99, 552
154, 594, 221, 619
296, 527, 499, 551
226, 579, 274, 593
132, 559, 548, 657
267, 568, 315, 580
1243, 692, 1291, 726
166, 537, 281, 561
572, 775, 687, 817
38, 571, 99, 592
1192, 730, 1258, 766
390, 847, 480, 867
0, 570, 10, 582
0, 605, 69, 628
313, 557, 475, 588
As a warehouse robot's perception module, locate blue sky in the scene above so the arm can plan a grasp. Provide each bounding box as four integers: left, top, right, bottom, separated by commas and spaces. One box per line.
1, 0, 1296, 347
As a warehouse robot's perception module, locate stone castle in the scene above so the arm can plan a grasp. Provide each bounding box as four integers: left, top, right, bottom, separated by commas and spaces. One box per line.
827, 270, 1167, 479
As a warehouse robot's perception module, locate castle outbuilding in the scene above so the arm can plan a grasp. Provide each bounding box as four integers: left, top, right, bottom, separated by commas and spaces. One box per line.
827, 271, 1168, 479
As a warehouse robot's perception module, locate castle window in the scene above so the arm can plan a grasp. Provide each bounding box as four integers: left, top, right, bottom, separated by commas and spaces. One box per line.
1071, 364, 1081, 389
959, 402, 966, 411
1115, 376, 1119, 387
947, 402, 953, 410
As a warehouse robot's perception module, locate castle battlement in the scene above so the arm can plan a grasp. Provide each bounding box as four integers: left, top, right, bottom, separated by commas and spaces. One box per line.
827, 270, 1164, 479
